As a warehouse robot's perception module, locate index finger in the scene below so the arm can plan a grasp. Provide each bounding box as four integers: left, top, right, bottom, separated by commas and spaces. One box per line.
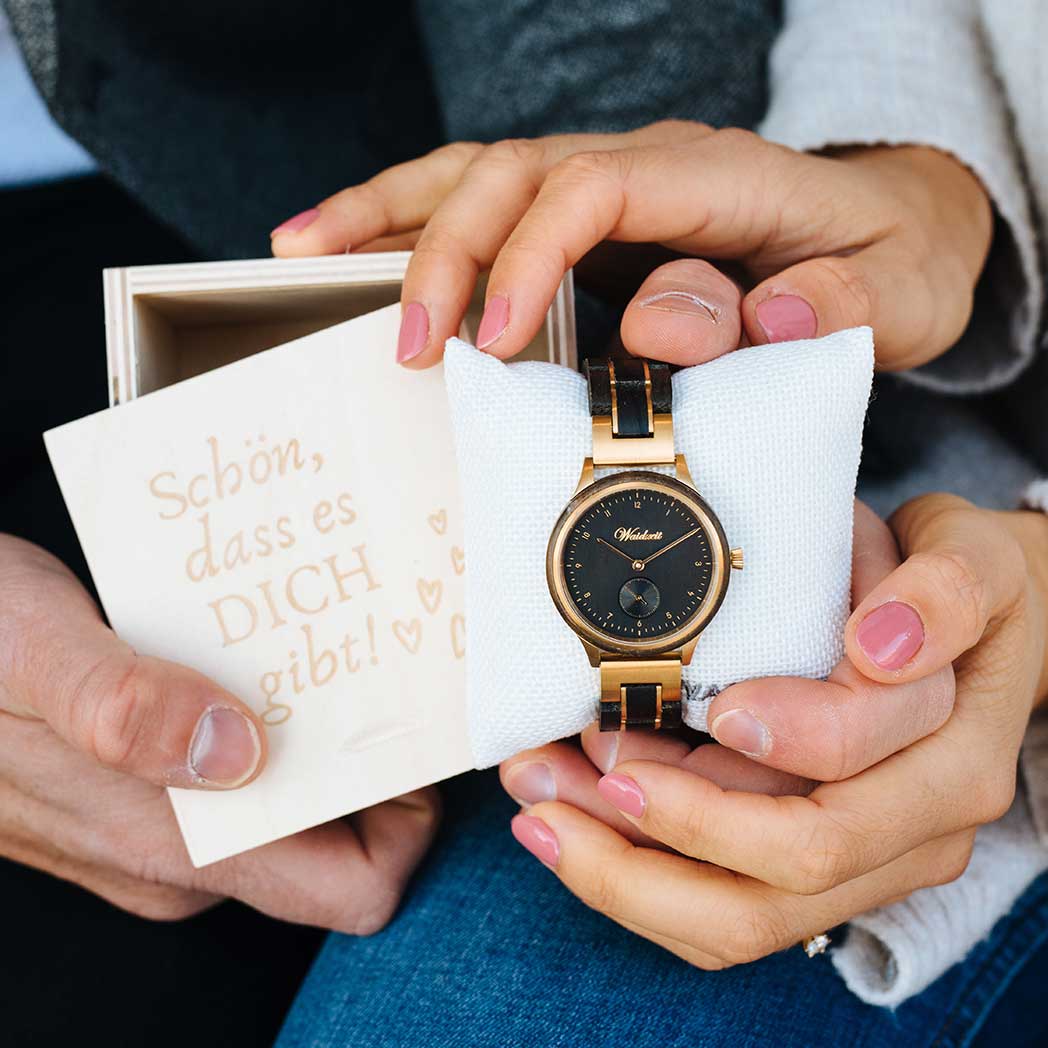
707, 664, 955, 783
397, 122, 714, 367
202, 789, 441, 935
597, 708, 1007, 897
271, 142, 483, 256
515, 800, 973, 969
476, 130, 813, 359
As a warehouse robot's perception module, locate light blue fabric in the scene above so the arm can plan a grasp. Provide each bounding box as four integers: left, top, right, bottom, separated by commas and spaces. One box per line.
0, 10, 94, 188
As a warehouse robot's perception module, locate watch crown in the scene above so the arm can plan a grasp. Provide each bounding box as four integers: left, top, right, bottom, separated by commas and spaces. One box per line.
730, 547, 744, 570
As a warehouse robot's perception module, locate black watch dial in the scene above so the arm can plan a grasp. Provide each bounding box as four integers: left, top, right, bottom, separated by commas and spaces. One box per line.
561, 483, 716, 642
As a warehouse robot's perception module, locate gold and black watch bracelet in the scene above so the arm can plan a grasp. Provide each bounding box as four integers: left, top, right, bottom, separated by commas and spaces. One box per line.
585, 357, 684, 733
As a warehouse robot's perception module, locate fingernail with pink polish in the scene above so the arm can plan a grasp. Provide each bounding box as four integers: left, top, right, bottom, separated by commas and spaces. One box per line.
476, 295, 510, 349
710, 708, 771, 757
270, 207, 320, 237
856, 601, 925, 670
397, 302, 429, 363
511, 813, 560, 866
505, 761, 556, 806
597, 772, 645, 818
189, 706, 261, 787
755, 294, 817, 343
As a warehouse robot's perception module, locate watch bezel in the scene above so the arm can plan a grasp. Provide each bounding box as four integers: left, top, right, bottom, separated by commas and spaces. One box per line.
546, 470, 731, 656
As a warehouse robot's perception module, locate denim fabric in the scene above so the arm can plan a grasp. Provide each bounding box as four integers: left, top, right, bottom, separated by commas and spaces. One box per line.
276, 771, 1048, 1048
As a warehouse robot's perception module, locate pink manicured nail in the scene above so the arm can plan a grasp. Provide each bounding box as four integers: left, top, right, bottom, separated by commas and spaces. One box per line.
476, 295, 510, 349
597, 772, 646, 818
511, 813, 560, 866
856, 601, 925, 670
189, 706, 261, 787
270, 207, 320, 237
505, 761, 556, 806
755, 294, 817, 342
397, 301, 429, 363
710, 708, 770, 757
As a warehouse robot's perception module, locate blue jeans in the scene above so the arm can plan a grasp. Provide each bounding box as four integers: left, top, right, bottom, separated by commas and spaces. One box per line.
276, 771, 1048, 1048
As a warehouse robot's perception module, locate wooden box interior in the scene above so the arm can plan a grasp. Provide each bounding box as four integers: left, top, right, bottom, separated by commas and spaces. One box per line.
105, 255, 576, 404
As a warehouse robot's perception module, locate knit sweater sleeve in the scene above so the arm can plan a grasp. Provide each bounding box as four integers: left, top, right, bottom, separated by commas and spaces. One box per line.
758, 0, 1042, 395
759, 0, 1048, 1009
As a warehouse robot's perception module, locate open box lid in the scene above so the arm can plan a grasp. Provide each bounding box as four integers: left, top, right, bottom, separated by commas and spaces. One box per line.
104, 253, 578, 405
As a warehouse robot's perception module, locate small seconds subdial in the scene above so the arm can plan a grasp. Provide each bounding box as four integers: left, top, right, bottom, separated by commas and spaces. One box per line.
619, 577, 660, 617
562, 486, 715, 641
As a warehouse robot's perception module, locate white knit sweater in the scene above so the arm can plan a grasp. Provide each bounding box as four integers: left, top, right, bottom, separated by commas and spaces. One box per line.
759, 0, 1048, 1007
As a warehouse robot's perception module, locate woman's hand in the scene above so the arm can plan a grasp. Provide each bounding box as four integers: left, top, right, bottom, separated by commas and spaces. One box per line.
271, 122, 991, 372
0, 534, 438, 931
498, 497, 1048, 969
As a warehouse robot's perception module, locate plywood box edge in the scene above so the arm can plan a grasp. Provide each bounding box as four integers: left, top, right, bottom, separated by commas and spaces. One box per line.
103, 254, 577, 406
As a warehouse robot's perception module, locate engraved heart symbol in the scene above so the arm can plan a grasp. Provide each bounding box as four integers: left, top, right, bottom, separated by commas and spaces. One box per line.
428, 508, 448, 535
450, 546, 465, 576
450, 613, 466, 659
417, 577, 443, 615
393, 619, 422, 655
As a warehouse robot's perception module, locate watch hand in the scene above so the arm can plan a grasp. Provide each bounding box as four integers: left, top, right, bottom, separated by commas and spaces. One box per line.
642, 527, 702, 567
624, 585, 650, 609
596, 537, 636, 563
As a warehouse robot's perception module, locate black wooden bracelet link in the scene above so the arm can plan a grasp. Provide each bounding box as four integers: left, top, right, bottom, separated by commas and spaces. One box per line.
599, 690, 683, 732
584, 358, 672, 437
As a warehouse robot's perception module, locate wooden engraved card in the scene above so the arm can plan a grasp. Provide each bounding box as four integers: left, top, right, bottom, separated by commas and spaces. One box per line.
45, 255, 576, 866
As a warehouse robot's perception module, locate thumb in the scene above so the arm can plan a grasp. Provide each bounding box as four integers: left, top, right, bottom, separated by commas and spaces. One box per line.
619, 258, 743, 365
740, 240, 965, 371
1, 538, 265, 789
845, 494, 1027, 685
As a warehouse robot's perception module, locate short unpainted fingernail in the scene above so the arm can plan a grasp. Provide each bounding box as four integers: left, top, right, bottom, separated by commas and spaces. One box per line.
710, 708, 771, 758
505, 761, 556, 806
189, 705, 262, 787
638, 289, 719, 321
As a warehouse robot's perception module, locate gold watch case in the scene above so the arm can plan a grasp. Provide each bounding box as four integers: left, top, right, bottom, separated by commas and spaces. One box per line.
546, 467, 732, 664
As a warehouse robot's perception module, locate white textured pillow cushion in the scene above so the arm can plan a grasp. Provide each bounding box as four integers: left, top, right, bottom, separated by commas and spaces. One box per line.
445, 329, 874, 769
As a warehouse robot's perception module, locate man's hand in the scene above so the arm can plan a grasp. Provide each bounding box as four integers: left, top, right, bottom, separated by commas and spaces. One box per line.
271, 122, 991, 373
0, 534, 439, 931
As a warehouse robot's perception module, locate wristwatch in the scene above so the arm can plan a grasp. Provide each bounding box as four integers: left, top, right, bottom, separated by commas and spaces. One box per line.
546, 357, 743, 732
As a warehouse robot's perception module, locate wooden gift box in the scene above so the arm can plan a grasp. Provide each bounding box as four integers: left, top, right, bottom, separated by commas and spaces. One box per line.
102, 253, 577, 405
49, 250, 871, 868
46, 251, 579, 865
